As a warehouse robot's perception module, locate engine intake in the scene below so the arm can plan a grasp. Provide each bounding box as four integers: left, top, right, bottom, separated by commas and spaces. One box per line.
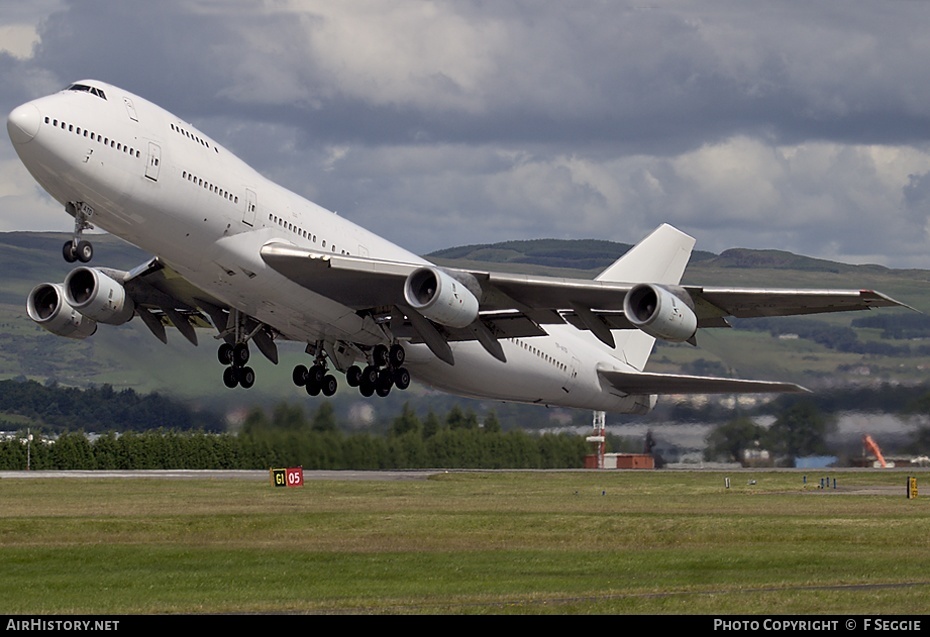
623, 283, 698, 342
26, 282, 97, 339
64, 267, 135, 325
403, 267, 480, 328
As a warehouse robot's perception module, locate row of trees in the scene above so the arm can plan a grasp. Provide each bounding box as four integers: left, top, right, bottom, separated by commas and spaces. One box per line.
0, 402, 589, 471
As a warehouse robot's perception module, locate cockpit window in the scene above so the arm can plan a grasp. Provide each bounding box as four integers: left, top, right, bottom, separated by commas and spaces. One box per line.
66, 84, 107, 100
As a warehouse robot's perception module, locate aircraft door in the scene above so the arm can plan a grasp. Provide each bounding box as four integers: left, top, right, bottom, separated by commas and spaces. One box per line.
145, 142, 161, 181
123, 97, 139, 122
564, 356, 581, 394
244, 189, 257, 226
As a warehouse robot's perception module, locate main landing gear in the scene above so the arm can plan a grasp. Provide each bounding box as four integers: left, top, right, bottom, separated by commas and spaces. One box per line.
292, 354, 339, 397
291, 343, 410, 399
344, 343, 410, 398
218, 341, 255, 389
63, 202, 95, 263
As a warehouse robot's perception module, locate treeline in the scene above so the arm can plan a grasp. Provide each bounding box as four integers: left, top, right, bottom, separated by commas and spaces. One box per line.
0, 378, 224, 432
0, 402, 589, 471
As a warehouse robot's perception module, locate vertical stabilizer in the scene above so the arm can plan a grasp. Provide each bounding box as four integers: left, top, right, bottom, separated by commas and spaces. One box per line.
595, 223, 695, 285
595, 224, 695, 371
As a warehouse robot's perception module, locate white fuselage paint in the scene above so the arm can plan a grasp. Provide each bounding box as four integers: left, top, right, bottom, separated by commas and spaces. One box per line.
8, 81, 653, 413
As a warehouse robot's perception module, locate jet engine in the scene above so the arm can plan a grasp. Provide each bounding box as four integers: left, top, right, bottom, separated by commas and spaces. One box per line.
64, 267, 135, 325
403, 267, 480, 328
26, 282, 98, 339
623, 283, 698, 342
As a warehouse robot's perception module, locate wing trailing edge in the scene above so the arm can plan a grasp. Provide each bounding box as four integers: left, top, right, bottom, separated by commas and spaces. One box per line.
598, 368, 808, 395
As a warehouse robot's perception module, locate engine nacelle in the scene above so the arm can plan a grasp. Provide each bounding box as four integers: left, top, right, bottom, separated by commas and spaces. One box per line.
64, 267, 135, 325
403, 267, 480, 328
26, 282, 98, 339
623, 283, 698, 342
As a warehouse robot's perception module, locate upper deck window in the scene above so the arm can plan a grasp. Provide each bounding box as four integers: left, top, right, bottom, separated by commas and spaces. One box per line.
66, 84, 107, 100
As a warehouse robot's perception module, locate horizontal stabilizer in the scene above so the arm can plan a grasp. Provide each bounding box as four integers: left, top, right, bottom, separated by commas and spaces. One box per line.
599, 369, 808, 395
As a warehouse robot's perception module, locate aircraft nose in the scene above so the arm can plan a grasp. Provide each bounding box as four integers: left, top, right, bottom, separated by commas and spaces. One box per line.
7, 103, 41, 145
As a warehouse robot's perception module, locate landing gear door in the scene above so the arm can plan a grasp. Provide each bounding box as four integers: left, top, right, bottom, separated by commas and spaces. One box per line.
244, 189, 257, 227
145, 142, 161, 182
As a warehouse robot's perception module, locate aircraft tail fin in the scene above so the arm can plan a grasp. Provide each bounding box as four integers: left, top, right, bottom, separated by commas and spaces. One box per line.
595, 223, 695, 285
595, 224, 695, 371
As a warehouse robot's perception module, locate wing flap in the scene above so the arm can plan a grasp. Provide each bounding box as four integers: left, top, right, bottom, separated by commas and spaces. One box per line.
599, 369, 808, 395
689, 287, 908, 318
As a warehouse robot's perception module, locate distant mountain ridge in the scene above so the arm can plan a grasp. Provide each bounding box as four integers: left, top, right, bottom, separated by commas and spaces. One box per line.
428, 237, 892, 274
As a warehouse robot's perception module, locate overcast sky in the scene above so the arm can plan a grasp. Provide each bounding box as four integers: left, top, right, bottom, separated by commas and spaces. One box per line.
4, 1, 930, 268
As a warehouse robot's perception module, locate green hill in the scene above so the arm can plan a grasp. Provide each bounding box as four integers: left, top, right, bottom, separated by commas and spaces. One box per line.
2, 231, 929, 424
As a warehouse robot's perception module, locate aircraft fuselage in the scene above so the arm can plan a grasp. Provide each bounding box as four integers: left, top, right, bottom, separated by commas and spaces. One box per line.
8, 81, 655, 412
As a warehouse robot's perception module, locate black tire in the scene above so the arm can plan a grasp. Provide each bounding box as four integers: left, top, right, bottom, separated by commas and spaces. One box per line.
238, 366, 255, 389
292, 364, 308, 386
359, 383, 374, 397
345, 365, 362, 387
233, 343, 250, 367
62, 241, 77, 263
362, 365, 379, 386
76, 240, 93, 263
321, 375, 337, 397
389, 344, 406, 368
373, 344, 389, 367
376, 385, 391, 398
218, 343, 233, 365
308, 364, 326, 385
377, 368, 394, 391
394, 367, 411, 390
222, 366, 238, 388
305, 378, 321, 396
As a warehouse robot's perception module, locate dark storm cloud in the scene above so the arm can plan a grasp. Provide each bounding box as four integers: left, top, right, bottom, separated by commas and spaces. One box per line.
5, 1, 930, 267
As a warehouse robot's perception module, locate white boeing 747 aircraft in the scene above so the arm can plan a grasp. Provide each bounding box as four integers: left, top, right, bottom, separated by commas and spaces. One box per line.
6, 81, 906, 413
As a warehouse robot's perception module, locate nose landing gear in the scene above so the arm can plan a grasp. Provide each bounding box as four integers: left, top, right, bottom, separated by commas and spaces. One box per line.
63, 202, 95, 263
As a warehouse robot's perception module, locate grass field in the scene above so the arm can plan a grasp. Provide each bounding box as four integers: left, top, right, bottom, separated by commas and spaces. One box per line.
1, 470, 929, 615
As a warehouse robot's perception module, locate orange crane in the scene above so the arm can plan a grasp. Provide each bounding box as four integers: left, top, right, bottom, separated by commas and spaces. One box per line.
863, 434, 887, 468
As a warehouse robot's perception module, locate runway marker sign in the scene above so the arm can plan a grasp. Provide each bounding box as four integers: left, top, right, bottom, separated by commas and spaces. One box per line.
270, 467, 304, 488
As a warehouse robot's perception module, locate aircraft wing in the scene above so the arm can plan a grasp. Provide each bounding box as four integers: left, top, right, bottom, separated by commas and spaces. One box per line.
114, 258, 280, 363
259, 241, 907, 327
598, 369, 809, 395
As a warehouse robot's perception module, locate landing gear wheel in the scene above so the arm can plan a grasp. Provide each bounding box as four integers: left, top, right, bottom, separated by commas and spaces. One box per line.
222, 366, 238, 388
389, 344, 406, 368
376, 384, 391, 397
232, 343, 250, 366
377, 368, 394, 391
305, 377, 321, 396
359, 383, 374, 397
321, 374, 338, 397
345, 365, 362, 387
292, 364, 308, 386
393, 367, 411, 390
76, 240, 93, 263
237, 366, 255, 389
361, 365, 379, 387
218, 343, 234, 365
308, 364, 326, 386
62, 241, 77, 263
373, 344, 389, 367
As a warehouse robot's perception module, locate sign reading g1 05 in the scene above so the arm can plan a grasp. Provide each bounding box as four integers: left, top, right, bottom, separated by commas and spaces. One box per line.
270, 467, 304, 488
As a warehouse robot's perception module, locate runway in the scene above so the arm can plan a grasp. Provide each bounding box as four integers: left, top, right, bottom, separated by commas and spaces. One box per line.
0, 469, 440, 481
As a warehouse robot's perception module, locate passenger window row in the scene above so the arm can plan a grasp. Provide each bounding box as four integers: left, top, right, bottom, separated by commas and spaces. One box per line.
512, 337, 568, 372
44, 116, 142, 159
170, 122, 219, 153
267, 213, 350, 255
182, 170, 239, 205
